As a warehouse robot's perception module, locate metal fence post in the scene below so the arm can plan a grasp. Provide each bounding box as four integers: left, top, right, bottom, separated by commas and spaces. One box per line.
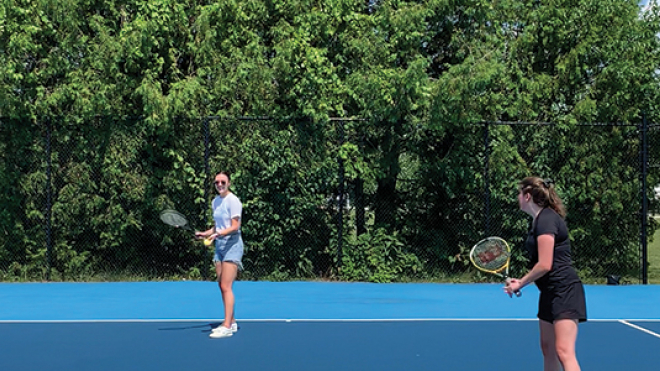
337, 120, 345, 269
483, 122, 491, 237
202, 117, 211, 281
640, 113, 649, 284
45, 117, 53, 281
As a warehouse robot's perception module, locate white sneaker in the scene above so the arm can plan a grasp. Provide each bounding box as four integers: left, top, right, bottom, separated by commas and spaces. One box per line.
209, 326, 233, 339
212, 323, 238, 333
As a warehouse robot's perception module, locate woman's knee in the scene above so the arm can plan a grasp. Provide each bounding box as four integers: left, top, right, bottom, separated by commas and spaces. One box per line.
219, 278, 234, 293
539, 322, 556, 357
554, 340, 575, 362
540, 338, 556, 357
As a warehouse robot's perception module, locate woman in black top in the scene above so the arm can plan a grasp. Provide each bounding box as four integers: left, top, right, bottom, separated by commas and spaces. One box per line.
505, 177, 587, 371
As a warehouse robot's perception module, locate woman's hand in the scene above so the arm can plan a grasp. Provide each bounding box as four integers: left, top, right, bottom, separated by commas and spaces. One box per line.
504, 278, 523, 297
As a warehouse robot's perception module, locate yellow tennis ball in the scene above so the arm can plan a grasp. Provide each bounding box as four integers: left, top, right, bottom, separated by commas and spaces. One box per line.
204, 238, 213, 246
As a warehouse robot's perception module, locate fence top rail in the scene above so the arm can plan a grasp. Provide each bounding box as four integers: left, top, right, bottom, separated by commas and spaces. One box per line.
481, 120, 641, 127
0, 116, 655, 126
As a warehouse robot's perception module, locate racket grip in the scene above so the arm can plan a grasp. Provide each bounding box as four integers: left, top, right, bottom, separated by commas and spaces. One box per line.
515, 290, 522, 297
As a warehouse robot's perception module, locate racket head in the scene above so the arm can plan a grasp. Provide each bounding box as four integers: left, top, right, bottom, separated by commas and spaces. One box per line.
159, 209, 192, 230
469, 236, 511, 275
469, 237, 522, 297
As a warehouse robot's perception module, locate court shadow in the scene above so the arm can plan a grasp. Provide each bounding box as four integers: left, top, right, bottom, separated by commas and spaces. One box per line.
157, 322, 217, 332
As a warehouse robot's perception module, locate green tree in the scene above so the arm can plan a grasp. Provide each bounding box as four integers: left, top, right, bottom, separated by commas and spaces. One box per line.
425, 0, 660, 278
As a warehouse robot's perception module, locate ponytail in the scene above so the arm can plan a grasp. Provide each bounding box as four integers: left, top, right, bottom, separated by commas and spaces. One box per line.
520, 177, 566, 218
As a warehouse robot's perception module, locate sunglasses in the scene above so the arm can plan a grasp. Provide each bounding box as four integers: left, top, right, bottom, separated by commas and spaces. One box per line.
214, 180, 227, 186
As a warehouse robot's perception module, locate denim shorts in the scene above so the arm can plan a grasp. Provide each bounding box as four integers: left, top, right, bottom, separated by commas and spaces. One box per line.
213, 233, 244, 270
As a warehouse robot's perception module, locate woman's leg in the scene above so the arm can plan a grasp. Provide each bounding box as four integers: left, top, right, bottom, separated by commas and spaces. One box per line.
554, 319, 580, 371
214, 261, 225, 326
539, 319, 562, 371
219, 261, 238, 328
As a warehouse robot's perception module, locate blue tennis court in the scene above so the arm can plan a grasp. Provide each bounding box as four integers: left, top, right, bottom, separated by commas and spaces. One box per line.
1, 282, 659, 370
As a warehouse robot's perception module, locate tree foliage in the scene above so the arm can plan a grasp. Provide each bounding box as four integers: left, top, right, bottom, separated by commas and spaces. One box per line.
0, 0, 658, 282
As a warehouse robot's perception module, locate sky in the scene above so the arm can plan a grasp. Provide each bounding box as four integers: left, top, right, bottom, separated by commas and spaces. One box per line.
640, 0, 654, 11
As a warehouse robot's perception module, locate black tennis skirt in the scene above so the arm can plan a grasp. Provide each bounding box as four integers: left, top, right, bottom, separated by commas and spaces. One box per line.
537, 281, 587, 323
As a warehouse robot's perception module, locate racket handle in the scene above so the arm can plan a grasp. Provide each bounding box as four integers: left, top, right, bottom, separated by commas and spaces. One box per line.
515, 290, 522, 297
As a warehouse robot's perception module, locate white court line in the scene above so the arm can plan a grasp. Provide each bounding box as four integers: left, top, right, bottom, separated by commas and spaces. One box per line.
0, 318, 536, 323
2, 317, 659, 324
618, 320, 660, 339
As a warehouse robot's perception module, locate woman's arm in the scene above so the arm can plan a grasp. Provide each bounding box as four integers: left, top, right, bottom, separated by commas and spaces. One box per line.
518, 234, 554, 286
506, 234, 554, 293
216, 218, 241, 236
195, 227, 216, 239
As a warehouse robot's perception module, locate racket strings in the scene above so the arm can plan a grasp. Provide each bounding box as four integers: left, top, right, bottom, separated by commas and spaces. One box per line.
471, 241, 510, 271
160, 210, 189, 228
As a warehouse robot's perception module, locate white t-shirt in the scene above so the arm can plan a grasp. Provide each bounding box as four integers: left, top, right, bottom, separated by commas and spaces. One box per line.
212, 192, 242, 234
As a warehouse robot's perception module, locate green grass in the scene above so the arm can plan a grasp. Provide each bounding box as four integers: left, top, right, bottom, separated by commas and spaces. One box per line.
649, 220, 660, 284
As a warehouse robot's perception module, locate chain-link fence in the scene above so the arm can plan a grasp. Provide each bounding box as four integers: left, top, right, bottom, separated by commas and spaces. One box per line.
647, 121, 660, 283
650, 122, 660, 216
0, 116, 657, 283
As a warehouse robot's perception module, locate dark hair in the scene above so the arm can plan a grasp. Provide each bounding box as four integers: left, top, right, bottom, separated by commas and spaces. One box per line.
216, 171, 231, 181
519, 176, 566, 218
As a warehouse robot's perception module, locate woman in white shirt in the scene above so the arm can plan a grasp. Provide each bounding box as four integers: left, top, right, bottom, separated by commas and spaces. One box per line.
196, 171, 244, 339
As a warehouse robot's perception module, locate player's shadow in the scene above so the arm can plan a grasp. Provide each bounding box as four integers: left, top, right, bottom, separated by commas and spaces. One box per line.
158, 322, 218, 333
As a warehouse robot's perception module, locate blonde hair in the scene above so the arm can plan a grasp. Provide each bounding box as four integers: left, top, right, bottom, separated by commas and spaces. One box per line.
519, 176, 566, 218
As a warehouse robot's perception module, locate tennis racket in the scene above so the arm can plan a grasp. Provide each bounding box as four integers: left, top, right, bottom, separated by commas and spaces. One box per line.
159, 209, 217, 246
469, 236, 521, 297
